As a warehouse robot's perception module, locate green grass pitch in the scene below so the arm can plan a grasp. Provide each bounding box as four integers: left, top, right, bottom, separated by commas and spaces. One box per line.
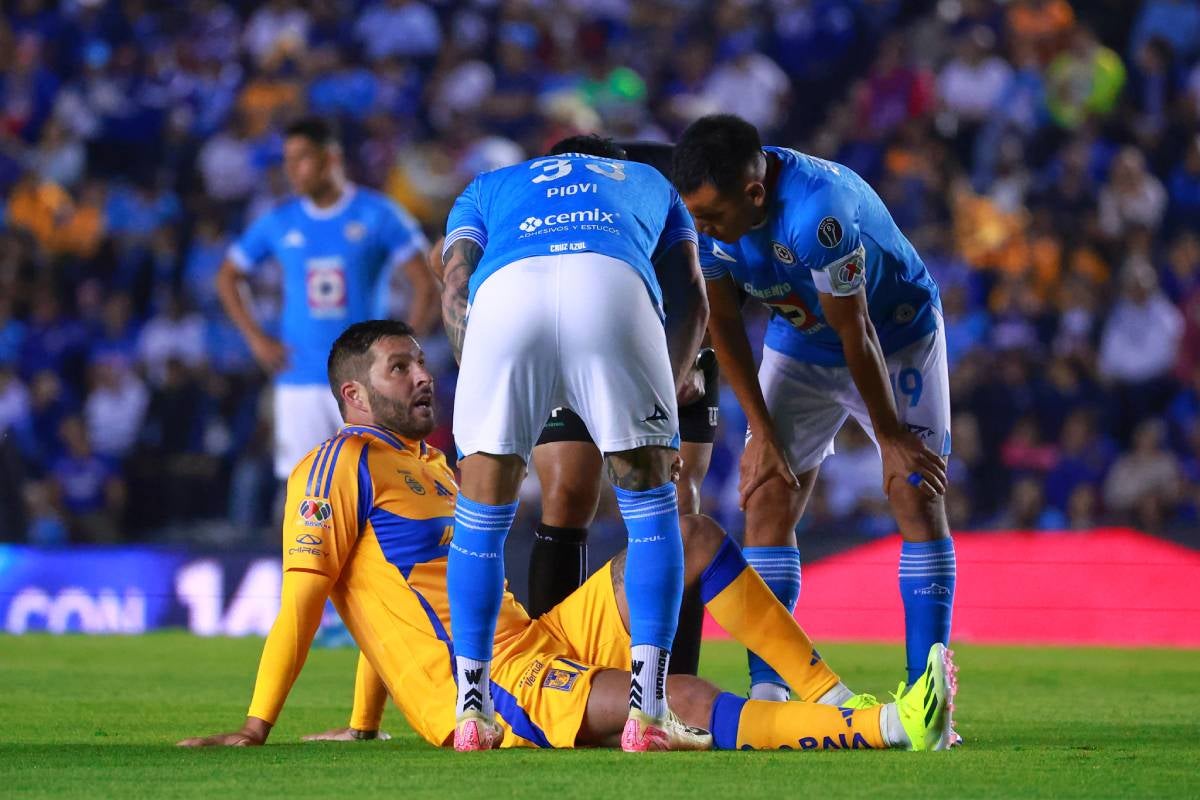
1, 634, 1197, 798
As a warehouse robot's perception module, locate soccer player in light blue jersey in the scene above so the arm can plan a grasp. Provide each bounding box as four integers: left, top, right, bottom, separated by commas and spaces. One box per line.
217, 117, 437, 480
673, 115, 957, 735
440, 137, 708, 751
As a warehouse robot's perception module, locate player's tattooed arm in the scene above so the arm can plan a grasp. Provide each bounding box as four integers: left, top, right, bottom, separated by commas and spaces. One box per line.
441, 239, 483, 364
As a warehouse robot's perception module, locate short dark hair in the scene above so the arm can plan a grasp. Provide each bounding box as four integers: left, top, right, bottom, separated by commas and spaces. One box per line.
327, 320, 415, 413
285, 116, 340, 149
547, 134, 628, 160
672, 114, 763, 195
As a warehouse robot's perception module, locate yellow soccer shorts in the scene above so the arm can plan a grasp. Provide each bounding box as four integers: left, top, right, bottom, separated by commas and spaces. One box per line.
489, 559, 632, 748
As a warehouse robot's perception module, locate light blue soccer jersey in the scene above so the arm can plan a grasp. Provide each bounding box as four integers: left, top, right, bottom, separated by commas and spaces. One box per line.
443, 153, 697, 309
699, 147, 941, 366
229, 186, 427, 385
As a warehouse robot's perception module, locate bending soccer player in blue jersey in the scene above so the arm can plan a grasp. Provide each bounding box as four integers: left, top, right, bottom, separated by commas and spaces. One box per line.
428, 138, 716, 677
217, 116, 437, 482
673, 115, 958, 739
441, 139, 708, 751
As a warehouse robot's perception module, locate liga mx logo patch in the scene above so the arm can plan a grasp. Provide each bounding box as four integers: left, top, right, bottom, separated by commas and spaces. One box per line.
817, 216, 843, 248
298, 499, 333, 527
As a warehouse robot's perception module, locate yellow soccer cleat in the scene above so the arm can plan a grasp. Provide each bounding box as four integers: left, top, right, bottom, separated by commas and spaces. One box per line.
841, 692, 881, 710
894, 643, 957, 751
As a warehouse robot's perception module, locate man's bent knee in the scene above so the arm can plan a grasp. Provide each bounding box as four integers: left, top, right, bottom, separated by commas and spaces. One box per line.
604, 445, 675, 491
743, 472, 811, 547
666, 675, 720, 730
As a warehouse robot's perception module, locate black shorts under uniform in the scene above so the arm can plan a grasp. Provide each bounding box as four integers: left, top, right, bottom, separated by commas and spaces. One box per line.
536, 354, 719, 447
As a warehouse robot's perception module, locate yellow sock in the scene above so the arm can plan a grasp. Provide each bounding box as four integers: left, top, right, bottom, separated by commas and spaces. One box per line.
701, 536, 840, 701
711, 694, 886, 750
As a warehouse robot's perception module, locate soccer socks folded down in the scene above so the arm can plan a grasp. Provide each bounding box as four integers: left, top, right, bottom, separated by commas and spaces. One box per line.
708, 693, 887, 750
615, 482, 684, 721
899, 537, 956, 685
447, 494, 519, 719
743, 546, 801, 700
701, 535, 840, 702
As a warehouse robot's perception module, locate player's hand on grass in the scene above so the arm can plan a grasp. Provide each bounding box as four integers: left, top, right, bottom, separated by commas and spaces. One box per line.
301, 727, 392, 742
248, 332, 289, 374
738, 432, 799, 510
676, 366, 706, 407
880, 429, 947, 499
178, 717, 271, 747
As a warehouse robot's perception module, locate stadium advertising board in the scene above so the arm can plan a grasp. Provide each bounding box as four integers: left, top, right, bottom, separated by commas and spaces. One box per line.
0, 546, 282, 636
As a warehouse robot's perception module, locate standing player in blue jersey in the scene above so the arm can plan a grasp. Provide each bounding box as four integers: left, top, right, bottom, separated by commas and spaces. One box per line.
217, 117, 437, 482
673, 116, 956, 717
440, 140, 708, 751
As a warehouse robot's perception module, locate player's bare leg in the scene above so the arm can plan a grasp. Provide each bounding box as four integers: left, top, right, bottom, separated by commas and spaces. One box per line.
528, 441, 604, 616
449, 452, 526, 751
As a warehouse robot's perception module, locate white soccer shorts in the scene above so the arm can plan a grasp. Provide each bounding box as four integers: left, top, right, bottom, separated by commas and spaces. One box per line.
272, 383, 345, 479
453, 253, 679, 461
758, 315, 951, 473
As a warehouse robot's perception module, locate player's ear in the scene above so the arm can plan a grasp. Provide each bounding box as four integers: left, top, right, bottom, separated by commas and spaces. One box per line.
341, 380, 370, 416
746, 181, 767, 208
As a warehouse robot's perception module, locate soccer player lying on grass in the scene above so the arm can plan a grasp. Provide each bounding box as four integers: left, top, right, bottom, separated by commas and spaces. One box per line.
178, 320, 956, 752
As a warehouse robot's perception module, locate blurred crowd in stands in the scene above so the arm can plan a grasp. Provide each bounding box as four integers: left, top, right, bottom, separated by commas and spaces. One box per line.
1, 0, 1199, 546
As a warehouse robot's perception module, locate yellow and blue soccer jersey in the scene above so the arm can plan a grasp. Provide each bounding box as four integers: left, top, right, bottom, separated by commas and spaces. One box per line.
699, 147, 941, 366
281, 424, 628, 748
229, 187, 427, 385
443, 153, 697, 311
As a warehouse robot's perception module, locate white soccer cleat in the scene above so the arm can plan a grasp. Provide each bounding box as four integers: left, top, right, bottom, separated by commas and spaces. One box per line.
621, 709, 713, 752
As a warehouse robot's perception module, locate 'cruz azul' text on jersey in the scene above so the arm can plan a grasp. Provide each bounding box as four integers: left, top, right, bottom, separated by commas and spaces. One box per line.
699, 147, 941, 366
443, 153, 697, 310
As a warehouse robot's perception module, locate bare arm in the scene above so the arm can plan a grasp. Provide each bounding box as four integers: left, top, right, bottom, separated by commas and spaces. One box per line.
818, 289, 945, 497
654, 240, 709, 394
440, 238, 483, 364
401, 251, 441, 335
706, 275, 799, 507
216, 258, 287, 373
705, 275, 775, 436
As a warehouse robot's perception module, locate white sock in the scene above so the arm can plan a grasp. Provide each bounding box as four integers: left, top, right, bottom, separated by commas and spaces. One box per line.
749, 682, 790, 702
879, 702, 909, 748
816, 682, 854, 706
455, 656, 494, 718
630, 644, 669, 720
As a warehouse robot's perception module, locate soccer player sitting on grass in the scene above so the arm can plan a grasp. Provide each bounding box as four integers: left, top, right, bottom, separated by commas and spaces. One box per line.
177, 320, 956, 753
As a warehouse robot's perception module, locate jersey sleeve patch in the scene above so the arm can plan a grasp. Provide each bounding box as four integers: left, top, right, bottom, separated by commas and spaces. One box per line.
810, 243, 867, 296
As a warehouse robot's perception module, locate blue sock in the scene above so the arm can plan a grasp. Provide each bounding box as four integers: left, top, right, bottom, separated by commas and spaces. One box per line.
899, 537, 956, 685
744, 546, 801, 691
615, 482, 683, 719
709, 692, 748, 750
615, 482, 685, 649
447, 494, 517, 661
